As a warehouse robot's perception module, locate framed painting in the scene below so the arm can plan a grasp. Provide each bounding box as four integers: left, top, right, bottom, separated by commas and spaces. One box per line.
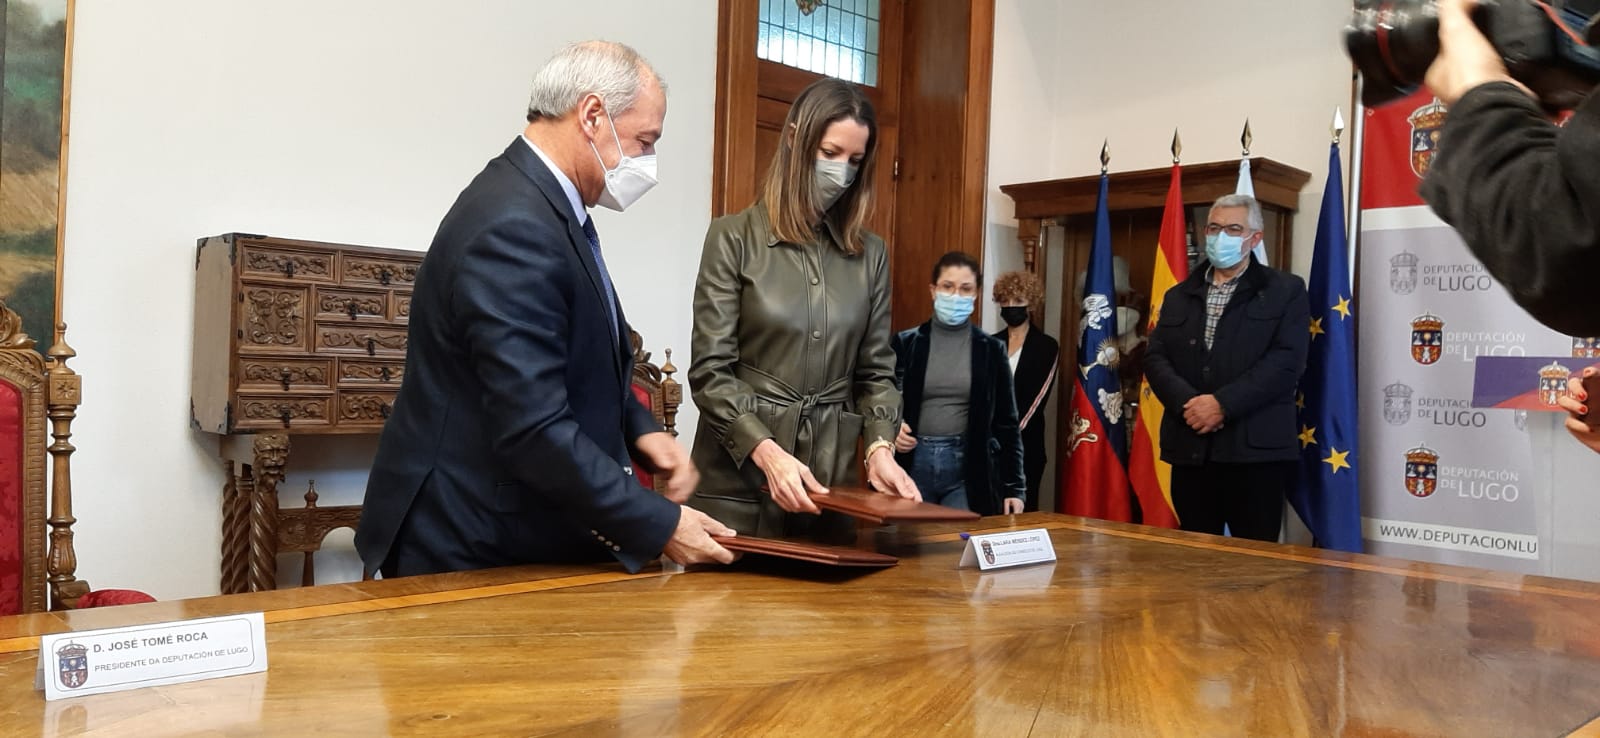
0, 0, 72, 347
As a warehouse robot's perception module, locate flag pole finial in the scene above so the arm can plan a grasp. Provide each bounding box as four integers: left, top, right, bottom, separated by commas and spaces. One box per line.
1171, 129, 1182, 164
1332, 107, 1346, 145
1241, 120, 1253, 157
1100, 139, 1110, 175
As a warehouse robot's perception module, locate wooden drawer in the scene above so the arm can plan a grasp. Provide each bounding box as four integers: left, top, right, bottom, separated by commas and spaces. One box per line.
337, 390, 398, 425
315, 286, 388, 321
238, 286, 310, 352
342, 254, 419, 288
239, 243, 336, 283
314, 323, 408, 356
237, 357, 333, 391
194, 233, 421, 435
337, 359, 404, 386
234, 394, 332, 431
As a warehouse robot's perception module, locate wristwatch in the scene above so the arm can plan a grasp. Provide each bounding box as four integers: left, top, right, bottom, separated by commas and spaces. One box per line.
863, 439, 894, 468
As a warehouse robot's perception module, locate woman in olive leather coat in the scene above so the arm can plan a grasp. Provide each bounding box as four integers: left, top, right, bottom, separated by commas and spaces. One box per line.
686, 78, 920, 538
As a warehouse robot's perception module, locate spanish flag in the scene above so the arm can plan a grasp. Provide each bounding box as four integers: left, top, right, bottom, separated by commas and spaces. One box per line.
1127, 164, 1184, 528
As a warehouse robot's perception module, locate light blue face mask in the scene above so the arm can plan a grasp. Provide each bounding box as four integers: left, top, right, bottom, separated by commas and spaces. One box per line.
1205, 232, 1248, 269
933, 292, 975, 326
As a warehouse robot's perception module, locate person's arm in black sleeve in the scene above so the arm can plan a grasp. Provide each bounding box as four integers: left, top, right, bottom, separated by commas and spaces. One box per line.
1421, 83, 1600, 337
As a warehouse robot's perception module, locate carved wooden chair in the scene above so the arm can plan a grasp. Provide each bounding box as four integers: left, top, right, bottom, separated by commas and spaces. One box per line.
627, 329, 682, 492
278, 480, 368, 587
0, 304, 151, 613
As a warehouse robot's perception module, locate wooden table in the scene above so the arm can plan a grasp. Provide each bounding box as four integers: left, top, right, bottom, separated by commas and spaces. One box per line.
4, 513, 1600, 736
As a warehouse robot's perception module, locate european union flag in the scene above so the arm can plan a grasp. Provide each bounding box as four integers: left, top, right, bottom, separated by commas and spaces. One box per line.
1292, 141, 1363, 553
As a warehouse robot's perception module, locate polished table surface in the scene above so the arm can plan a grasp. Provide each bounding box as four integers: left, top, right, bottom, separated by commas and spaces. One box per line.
4, 513, 1600, 737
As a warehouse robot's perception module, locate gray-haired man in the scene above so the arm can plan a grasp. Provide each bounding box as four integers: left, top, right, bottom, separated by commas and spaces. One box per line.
1143, 194, 1310, 541
357, 41, 735, 577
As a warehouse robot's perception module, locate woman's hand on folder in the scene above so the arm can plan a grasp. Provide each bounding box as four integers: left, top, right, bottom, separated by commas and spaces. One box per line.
864, 445, 921, 502
752, 439, 827, 513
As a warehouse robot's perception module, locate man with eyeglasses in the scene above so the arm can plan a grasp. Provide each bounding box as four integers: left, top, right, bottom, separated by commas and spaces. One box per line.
1144, 195, 1310, 541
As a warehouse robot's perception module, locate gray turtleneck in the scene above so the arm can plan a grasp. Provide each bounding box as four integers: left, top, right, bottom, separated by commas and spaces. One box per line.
918, 321, 971, 436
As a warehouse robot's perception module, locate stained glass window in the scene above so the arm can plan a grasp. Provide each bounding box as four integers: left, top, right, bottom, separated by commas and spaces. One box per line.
756, 0, 880, 86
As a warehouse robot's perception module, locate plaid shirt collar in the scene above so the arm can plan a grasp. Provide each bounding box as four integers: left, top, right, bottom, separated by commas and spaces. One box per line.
1205, 259, 1250, 288
1203, 261, 1250, 350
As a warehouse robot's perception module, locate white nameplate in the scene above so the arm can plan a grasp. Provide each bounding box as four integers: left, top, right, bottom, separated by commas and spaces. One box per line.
958, 528, 1056, 570
37, 612, 268, 700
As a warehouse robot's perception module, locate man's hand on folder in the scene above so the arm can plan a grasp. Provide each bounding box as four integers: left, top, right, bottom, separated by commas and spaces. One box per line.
751, 439, 827, 513
662, 507, 738, 566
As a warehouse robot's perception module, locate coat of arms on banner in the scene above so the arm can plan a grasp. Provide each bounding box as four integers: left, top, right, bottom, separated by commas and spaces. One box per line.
1539, 361, 1573, 406
1080, 293, 1112, 342
1067, 410, 1099, 455
56, 641, 88, 689
1405, 446, 1439, 498
1390, 251, 1419, 295
1408, 99, 1448, 178
1383, 382, 1414, 425
1574, 337, 1600, 358
1411, 313, 1444, 365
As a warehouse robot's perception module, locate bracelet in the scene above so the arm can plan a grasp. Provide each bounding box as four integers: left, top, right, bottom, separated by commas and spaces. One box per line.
862, 439, 893, 468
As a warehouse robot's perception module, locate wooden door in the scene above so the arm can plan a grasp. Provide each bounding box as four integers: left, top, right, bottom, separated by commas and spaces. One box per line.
715, 0, 994, 329
716, 0, 903, 241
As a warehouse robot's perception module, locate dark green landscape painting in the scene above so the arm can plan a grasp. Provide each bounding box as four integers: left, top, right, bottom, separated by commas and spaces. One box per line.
0, 0, 69, 347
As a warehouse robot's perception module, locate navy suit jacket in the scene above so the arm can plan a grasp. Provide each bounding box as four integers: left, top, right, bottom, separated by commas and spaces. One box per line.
355, 139, 678, 576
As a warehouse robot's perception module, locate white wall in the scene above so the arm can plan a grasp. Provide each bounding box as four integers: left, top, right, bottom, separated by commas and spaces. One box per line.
1049, 0, 1356, 279
984, 0, 1357, 519
61, 0, 715, 599
985, 0, 1357, 286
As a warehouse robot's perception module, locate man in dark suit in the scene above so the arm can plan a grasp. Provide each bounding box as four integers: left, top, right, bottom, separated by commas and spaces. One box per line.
356, 41, 735, 577
1145, 195, 1310, 541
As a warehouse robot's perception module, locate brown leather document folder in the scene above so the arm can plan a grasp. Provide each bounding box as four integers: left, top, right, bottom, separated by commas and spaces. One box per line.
712, 535, 899, 567
808, 485, 982, 525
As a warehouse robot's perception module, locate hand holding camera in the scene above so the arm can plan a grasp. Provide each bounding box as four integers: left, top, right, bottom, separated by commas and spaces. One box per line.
1425, 0, 1535, 104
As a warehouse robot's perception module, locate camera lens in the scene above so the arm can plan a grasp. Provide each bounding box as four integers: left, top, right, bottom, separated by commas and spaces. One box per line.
1346, 0, 1442, 106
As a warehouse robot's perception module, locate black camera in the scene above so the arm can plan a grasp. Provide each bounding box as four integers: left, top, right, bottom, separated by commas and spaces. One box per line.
1346, 0, 1600, 109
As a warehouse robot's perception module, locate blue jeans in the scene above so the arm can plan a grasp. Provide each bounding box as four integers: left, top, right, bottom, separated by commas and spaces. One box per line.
909, 435, 969, 511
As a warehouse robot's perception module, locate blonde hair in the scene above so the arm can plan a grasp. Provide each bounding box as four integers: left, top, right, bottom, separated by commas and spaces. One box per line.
761, 78, 878, 255
992, 271, 1044, 306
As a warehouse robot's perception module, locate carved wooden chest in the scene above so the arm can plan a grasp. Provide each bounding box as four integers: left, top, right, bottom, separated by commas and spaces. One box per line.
191, 233, 422, 435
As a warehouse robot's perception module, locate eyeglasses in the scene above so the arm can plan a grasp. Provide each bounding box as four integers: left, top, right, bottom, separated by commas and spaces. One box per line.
937, 283, 979, 297
1205, 223, 1256, 237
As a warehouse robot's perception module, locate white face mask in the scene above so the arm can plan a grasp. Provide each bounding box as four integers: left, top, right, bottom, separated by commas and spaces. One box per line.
588, 108, 658, 212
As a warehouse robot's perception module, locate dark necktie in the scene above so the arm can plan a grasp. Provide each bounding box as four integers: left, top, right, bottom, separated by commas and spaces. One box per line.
580, 216, 620, 344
